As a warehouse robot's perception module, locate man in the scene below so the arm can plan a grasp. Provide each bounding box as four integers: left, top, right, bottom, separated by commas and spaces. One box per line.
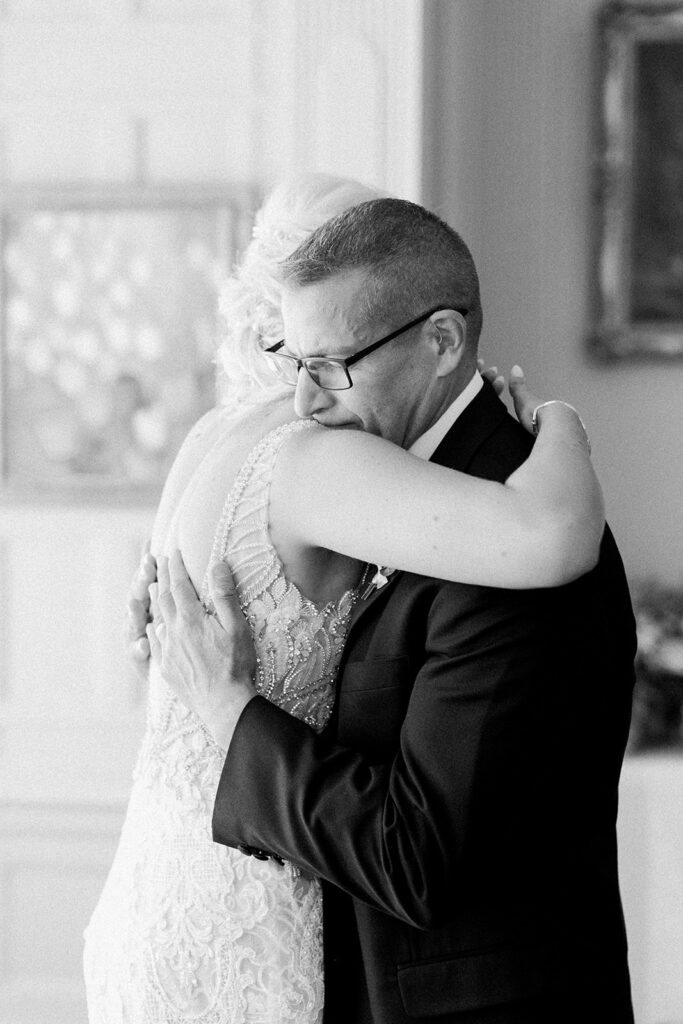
132, 199, 636, 1022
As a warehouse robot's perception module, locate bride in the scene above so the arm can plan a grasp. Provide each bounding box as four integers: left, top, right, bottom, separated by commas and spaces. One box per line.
84, 174, 601, 1024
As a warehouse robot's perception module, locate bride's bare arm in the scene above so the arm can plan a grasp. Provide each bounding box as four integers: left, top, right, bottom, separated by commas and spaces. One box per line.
272, 377, 603, 590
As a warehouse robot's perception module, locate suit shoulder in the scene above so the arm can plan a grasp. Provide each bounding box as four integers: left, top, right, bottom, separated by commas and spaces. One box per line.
470, 411, 534, 482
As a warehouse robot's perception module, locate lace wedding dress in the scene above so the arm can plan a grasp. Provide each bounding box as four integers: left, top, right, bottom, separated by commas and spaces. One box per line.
84, 419, 361, 1024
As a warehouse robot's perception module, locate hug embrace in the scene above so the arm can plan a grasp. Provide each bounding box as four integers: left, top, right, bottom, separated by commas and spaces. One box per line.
85, 175, 636, 1024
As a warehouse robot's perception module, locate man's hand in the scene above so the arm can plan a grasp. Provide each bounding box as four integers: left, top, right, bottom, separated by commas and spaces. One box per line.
147, 550, 257, 750
127, 544, 157, 673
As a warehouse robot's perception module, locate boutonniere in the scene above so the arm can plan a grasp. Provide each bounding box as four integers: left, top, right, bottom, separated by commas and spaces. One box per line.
360, 565, 397, 601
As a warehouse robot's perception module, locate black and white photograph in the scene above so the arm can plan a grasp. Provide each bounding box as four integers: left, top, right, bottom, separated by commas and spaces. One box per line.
0, 3, 681, 1024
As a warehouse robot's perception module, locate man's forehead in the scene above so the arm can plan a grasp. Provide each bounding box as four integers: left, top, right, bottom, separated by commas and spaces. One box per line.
281, 281, 375, 355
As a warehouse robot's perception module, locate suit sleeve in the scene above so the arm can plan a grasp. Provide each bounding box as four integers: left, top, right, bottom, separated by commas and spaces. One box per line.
212, 582, 565, 929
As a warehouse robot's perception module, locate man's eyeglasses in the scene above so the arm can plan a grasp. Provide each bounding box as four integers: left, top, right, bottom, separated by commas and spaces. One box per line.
262, 305, 467, 391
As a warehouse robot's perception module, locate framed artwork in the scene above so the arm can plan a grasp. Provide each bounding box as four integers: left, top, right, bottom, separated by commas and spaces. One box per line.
0, 184, 255, 501
590, 1, 683, 359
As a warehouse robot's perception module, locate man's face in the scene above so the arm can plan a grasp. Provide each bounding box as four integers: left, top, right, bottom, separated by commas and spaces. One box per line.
280, 269, 443, 447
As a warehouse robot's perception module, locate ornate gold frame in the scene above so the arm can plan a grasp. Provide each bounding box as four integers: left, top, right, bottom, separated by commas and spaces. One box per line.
591, 1, 683, 359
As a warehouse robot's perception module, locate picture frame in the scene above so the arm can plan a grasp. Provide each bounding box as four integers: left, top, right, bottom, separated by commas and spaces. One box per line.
590, 1, 683, 359
0, 184, 255, 502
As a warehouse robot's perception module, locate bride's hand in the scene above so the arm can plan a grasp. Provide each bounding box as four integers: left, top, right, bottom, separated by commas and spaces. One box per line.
478, 359, 543, 435
507, 365, 544, 435
477, 358, 505, 396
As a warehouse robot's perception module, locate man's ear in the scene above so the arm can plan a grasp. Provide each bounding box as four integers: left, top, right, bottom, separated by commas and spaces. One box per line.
431, 310, 467, 378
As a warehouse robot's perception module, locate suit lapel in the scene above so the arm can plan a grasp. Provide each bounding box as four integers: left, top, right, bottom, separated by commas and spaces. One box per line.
347, 382, 509, 629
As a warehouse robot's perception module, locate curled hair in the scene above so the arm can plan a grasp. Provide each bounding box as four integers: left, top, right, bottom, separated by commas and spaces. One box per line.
216, 173, 387, 407
281, 198, 483, 348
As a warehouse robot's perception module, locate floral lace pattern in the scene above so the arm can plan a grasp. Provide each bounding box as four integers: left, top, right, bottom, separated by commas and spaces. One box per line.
84, 419, 360, 1024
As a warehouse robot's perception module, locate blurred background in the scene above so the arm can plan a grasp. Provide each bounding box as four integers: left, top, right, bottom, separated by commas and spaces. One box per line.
0, 1, 681, 1022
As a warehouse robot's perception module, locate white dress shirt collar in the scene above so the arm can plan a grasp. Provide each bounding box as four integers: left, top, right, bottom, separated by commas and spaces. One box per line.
408, 372, 483, 461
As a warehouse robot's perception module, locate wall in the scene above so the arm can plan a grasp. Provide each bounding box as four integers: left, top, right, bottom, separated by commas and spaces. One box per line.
0, 3, 425, 1022
425, 0, 683, 588
425, 3, 683, 1021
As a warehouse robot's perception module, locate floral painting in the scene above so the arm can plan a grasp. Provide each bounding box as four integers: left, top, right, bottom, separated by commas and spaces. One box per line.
1, 193, 252, 498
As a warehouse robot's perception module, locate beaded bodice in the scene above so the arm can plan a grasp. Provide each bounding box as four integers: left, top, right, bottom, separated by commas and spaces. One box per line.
206, 417, 358, 731
84, 418, 360, 1024
138, 419, 358, 790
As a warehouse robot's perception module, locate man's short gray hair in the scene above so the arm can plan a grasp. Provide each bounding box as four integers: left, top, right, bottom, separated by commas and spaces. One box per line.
215, 173, 388, 407
280, 198, 483, 348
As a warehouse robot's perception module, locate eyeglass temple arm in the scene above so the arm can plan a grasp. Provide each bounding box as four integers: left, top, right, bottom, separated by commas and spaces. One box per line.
344, 306, 467, 368
263, 305, 467, 363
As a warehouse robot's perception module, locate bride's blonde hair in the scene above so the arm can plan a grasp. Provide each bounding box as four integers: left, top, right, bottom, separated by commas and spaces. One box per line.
216, 173, 387, 407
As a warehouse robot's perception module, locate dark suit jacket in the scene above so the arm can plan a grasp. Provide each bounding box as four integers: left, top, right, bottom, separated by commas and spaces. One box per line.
213, 383, 637, 1023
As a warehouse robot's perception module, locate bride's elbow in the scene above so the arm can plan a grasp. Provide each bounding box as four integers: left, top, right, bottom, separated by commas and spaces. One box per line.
524, 500, 605, 588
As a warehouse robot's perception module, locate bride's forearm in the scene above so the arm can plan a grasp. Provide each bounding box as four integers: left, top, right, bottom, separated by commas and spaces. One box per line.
505, 402, 604, 583
272, 401, 604, 591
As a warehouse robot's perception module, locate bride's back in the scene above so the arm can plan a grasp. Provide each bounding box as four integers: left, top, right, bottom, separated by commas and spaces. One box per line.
151, 397, 361, 608
86, 398, 356, 1024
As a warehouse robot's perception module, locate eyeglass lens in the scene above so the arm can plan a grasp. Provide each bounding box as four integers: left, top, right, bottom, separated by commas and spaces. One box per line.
263, 352, 298, 384
306, 359, 350, 389
263, 352, 351, 390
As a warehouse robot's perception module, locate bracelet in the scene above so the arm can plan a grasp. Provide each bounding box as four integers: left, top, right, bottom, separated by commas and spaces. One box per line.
531, 400, 591, 454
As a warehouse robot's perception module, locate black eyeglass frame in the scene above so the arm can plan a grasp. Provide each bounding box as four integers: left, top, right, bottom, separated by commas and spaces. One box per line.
263, 304, 468, 391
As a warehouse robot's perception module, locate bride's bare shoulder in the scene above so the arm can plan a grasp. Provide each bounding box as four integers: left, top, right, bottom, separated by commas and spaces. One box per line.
160, 398, 297, 512
168, 399, 290, 479
162, 407, 225, 487
279, 421, 396, 467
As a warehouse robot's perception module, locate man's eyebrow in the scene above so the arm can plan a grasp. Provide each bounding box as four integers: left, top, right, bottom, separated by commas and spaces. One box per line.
284, 336, 356, 359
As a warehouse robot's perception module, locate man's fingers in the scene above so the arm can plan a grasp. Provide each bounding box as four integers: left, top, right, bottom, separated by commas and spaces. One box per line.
208, 561, 255, 675
129, 550, 157, 603
149, 581, 162, 628
209, 561, 242, 631
210, 560, 238, 599
130, 576, 149, 604
209, 562, 257, 681
156, 555, 170, 594
146, 622, 162, 663
141, 551, 158, 584
127, 594, 149, 628
169, 549, 201, 616
130, 635, 151, 662
156, 556, 176, 620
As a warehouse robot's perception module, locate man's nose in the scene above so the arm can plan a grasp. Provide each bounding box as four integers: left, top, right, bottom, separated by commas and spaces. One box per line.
293, 367, 333, 419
